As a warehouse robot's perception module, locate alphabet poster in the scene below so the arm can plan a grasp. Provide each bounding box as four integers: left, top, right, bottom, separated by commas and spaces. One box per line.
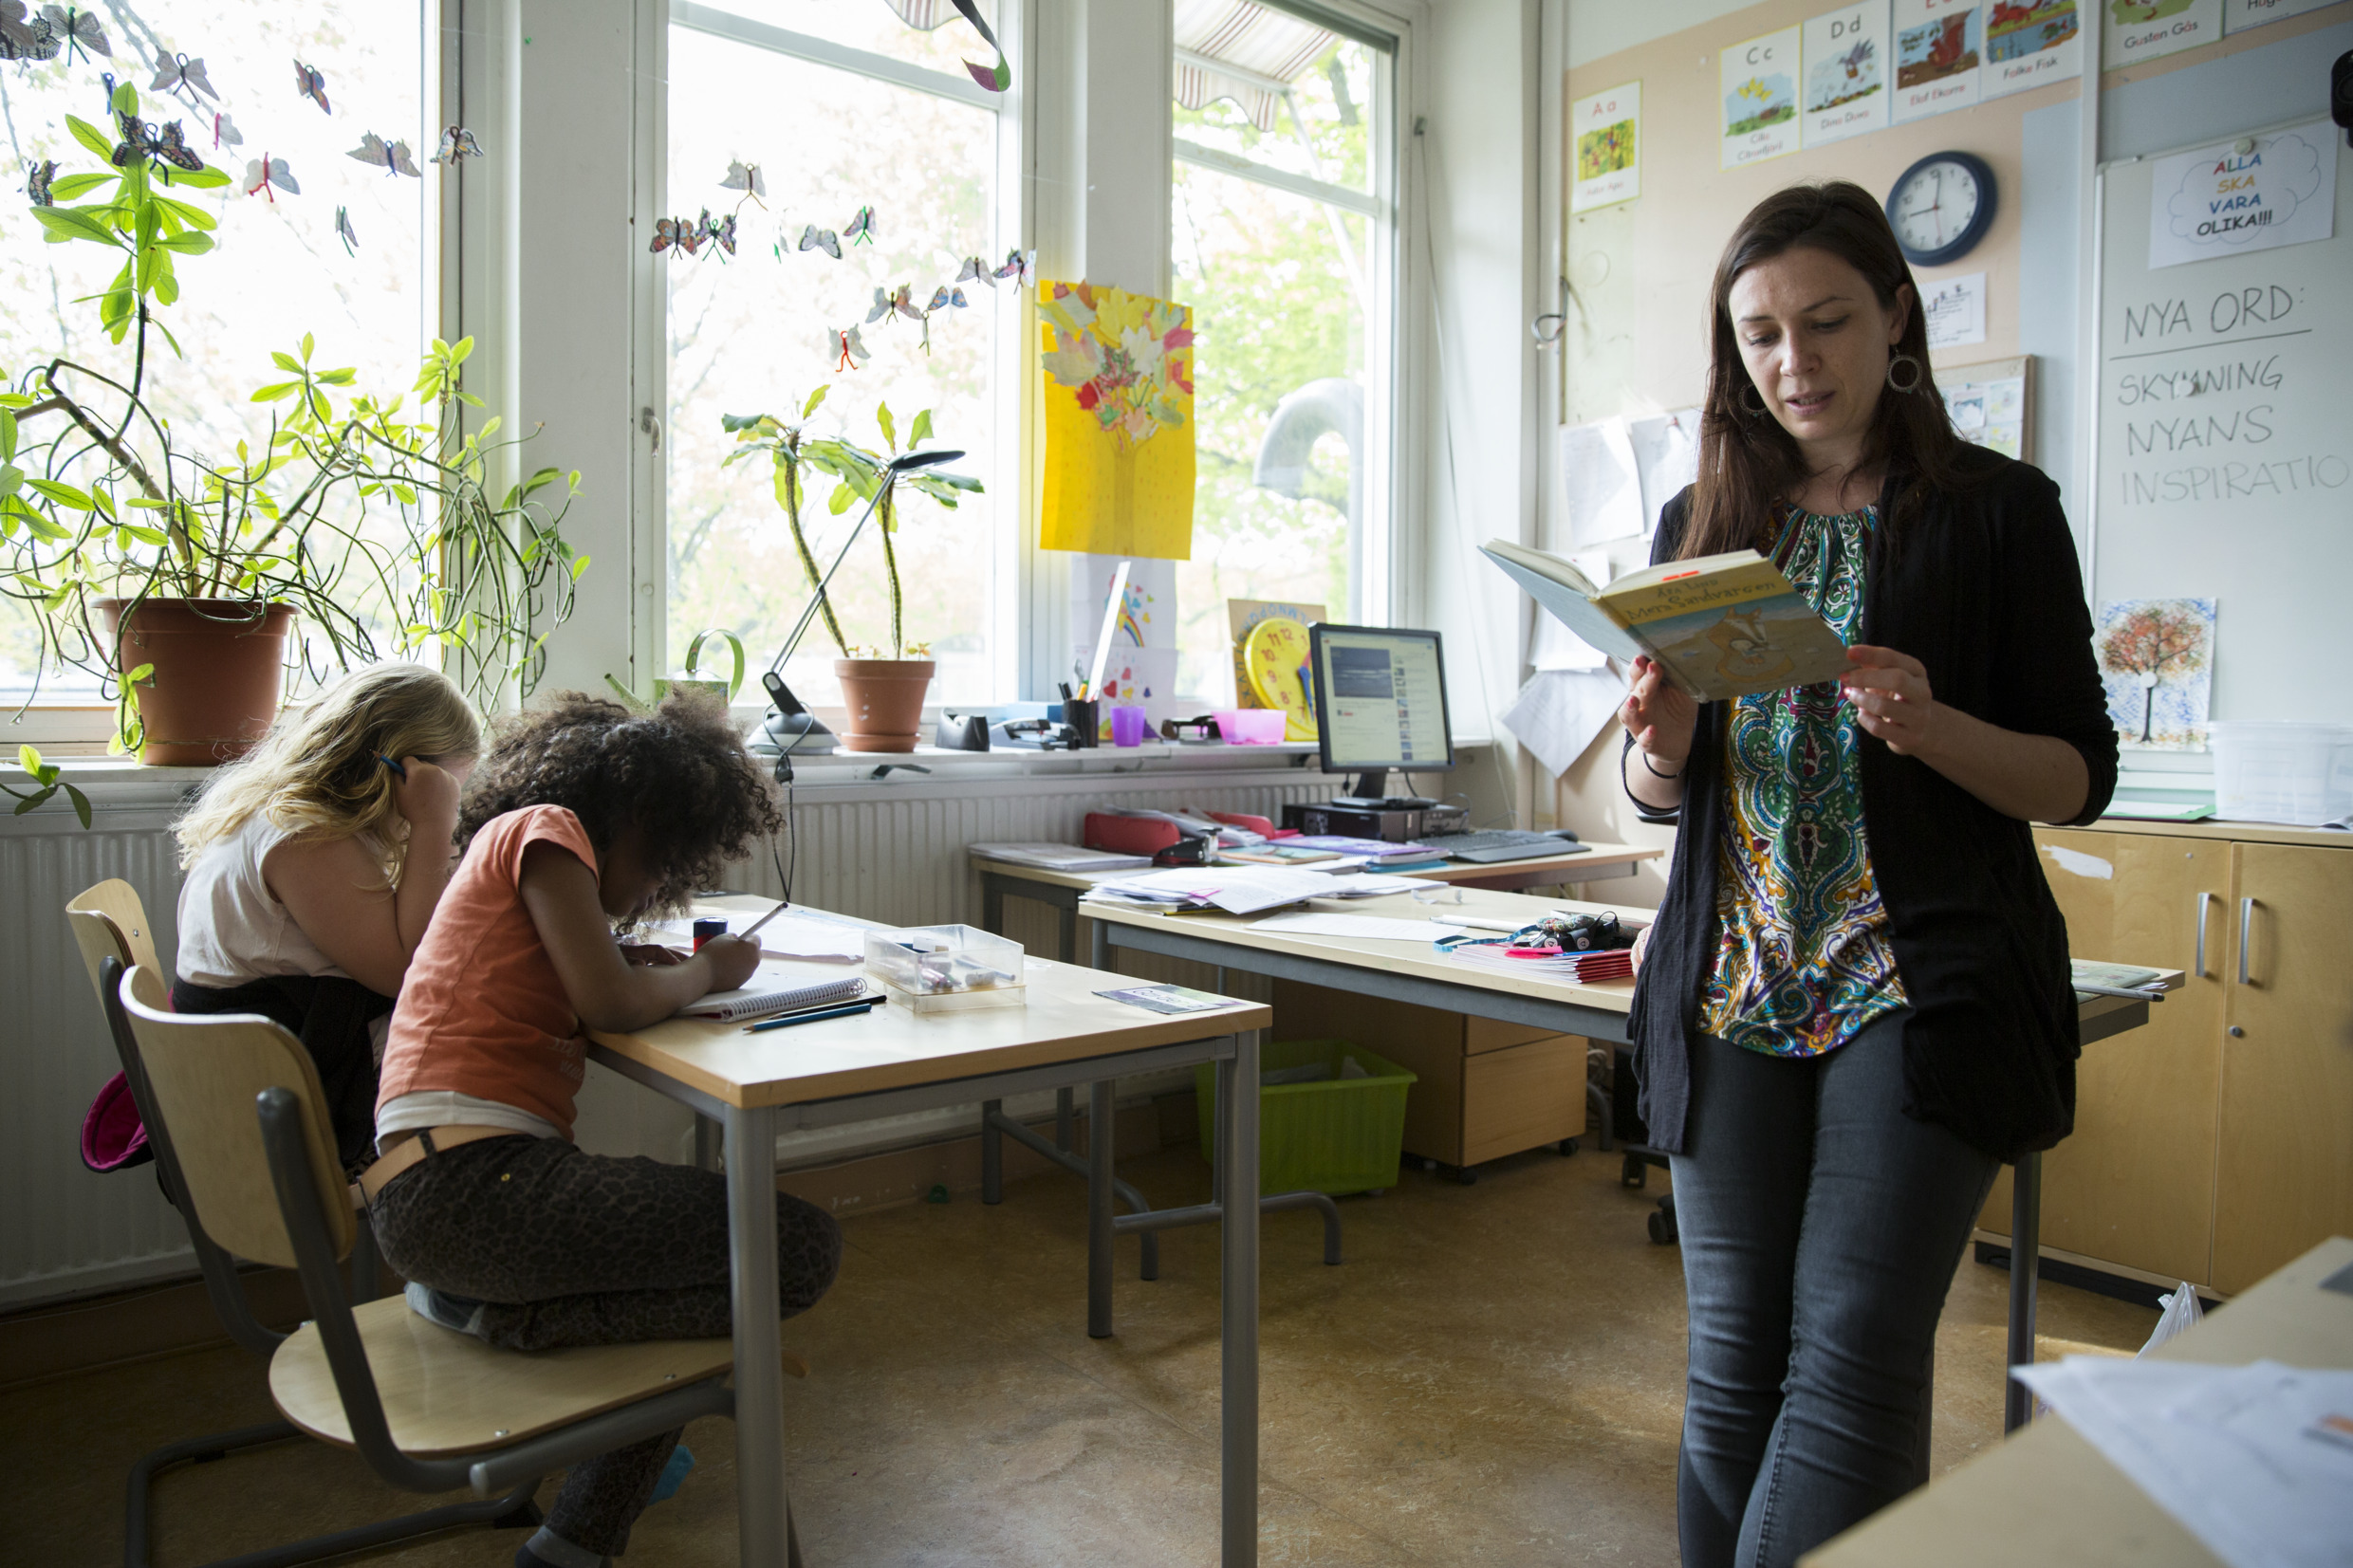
1891, 0, 1982, 122
1720, 28, 1802, 169
1571, 81, 1641, 212
2147, 120, 2337, 270
1982, 0, 2083, 99
2103, 0, 2223, 66
1804, 2, 1891, 147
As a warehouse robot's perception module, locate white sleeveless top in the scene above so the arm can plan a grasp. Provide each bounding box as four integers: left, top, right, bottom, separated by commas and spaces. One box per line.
175, 814, 352, 988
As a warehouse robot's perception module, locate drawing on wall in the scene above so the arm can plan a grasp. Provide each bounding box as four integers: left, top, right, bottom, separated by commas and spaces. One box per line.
1803, 2, 1892, 146
1719, 27, 1802, 169
1941, 358, 2028, 459
1037, 279, 1196, 559
1571, 81, 1640, 212
1892, 0, 1982, 121
1923, 270, 1987, 348
2096, 598, 2216, 749
1073, 556, 1179, 731
2148, 119, 2338, 270
1982, 0, 2083, 98
2103, 0, 2222, 66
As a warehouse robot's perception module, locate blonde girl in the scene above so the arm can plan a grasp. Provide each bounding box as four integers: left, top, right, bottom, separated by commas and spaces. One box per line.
174, 662, 483, 1169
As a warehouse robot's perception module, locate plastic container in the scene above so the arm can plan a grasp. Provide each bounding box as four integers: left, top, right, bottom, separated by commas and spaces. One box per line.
1214, 708, 1288, 745
1110, 705, 1148, 747
2207, 721, 2353, 826
1195, 1038, 1417, 1196
863, 924, 1026, 1011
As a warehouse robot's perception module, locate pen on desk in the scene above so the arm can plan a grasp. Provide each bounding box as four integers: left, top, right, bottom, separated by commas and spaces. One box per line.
1428, 913, 1521, 932
2074, 981, 2166, 1003
745, 997, 881, 1032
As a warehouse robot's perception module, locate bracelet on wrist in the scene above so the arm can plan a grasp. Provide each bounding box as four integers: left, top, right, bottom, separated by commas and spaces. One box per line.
1640, 750, 1685, 781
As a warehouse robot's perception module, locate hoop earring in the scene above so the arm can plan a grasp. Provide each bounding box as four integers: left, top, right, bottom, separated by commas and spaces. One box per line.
1886, 352, 1924, 394
1739, 383, 1769, 418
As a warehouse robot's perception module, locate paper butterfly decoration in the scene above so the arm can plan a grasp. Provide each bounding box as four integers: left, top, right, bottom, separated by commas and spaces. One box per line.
843, 205, 877, 246
244, 154, 298, 200
649, 215, 704, 257
798, 223, 841, 260
946, 0, 1010, 94
348, 133, 421, 178
24, 157, 54, 206
292, 59, 330, 115
112, 113, 204, 175
430, 125, 484, 164
336, 205, 358, 255
702, 209, 736, 257
0, 2, 61, 62
992, 247, 1036, 288
720, 159, 765, 200
149, 53, 214, 101
828, 325, 871, 372
211, 112, 241, 149
954, 256, 990, 286
43, 5, 105, 63
867, 284, 919, 325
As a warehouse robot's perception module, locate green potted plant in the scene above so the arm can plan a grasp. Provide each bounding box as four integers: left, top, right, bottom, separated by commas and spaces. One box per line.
724, 397, 979, 752
3, 84, 584, 768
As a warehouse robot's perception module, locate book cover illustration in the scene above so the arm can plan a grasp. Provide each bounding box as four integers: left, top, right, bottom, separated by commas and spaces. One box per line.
1617, 578, 1853, 701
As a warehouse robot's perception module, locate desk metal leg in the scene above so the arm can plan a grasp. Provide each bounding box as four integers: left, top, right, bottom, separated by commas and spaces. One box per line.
980, 1098, 1004, 1204
1059, 902, 1078, 964
1221, 1029, 1261, 1565
1056, 1087, 1076, 1151
1088, 1079, 1117, 1337
2004, 1152, 2042, 1434
726, 1102, 791, 1565
695, 1113, 723, 1173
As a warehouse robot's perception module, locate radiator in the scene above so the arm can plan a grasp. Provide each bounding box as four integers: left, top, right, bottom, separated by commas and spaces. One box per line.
0, 764, 1339, 1308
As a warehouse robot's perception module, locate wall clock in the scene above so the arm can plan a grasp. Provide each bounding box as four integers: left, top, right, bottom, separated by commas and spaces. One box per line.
1885, 151, 1997, 268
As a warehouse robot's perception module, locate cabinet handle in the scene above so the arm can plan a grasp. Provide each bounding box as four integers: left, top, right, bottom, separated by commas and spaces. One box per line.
2196, 891, 2214, 978
2238, 896, 2255, 986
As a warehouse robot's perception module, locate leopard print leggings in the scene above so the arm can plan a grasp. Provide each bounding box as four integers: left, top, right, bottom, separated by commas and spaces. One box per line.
369, 1134, 841, 1556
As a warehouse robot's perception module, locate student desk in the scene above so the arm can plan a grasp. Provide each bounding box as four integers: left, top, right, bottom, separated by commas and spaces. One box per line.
1083, 884, 2164, 1430
975, 839, 1663, 966
584, 895, 1275, 1568
1803, 1234, 2353, 1567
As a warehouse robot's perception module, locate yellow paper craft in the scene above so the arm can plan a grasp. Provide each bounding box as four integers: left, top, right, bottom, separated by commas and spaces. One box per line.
1036, 279, 1195, 559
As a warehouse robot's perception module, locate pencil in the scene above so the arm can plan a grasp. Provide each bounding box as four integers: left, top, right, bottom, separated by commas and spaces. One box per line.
735, 899, 792, 942
744, 997, 881, 1033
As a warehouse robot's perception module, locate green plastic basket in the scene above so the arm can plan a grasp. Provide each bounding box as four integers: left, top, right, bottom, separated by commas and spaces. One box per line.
1194, 1038, 1417, 1197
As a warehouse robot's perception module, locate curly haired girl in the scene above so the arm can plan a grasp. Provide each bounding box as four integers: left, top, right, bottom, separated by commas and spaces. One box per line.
174, 662, 482, 1170
364, 691, 841, 1568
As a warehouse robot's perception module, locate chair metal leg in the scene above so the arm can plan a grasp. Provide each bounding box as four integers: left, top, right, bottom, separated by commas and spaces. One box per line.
125, 1418, 542, 1568
787, 1493, 806, 1568
349, 1217, 381, 1304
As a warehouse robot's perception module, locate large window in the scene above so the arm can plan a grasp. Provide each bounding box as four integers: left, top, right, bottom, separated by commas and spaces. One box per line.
664, 1, 1009, 708
1171, 0, 1393, 702
0, 2, 431, 705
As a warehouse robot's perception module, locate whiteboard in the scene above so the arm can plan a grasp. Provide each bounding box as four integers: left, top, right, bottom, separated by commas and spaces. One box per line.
2095, 127, 2352, 726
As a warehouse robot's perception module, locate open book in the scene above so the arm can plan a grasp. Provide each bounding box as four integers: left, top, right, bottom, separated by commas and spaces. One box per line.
1482, 539, 1850, 702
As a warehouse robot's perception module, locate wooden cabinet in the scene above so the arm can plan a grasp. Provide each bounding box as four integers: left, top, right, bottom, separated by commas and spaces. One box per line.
2214, 842, 2353, 1292
1271, 981, 1586, 1169
1981, 823, 2353, 1295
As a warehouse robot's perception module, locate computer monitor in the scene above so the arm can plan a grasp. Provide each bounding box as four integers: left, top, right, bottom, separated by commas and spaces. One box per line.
1307, 623, 1456, 806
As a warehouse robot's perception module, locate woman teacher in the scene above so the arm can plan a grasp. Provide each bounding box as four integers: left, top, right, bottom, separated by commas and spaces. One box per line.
1618, 180, 2118, 1568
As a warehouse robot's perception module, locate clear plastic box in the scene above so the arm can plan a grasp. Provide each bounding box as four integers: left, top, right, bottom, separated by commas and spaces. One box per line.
2208, 721, 2353, 826
862, 924, 1027, 1010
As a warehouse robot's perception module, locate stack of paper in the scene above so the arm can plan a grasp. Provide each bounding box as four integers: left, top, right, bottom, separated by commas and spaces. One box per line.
2014, 1357, 2353, 1568
647, 911, 868, 963
1444, 942, 1634, 983
1253, 913, 1446, 942
970, 841, 1153, 872
1086, 866, 1341, 915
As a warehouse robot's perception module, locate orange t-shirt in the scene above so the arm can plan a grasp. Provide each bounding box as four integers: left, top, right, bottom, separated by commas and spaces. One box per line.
377, 805, 599, 1141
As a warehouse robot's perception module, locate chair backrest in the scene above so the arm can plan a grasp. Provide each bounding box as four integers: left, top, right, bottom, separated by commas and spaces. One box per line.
66, 878, 163, 987
117, 965, 355, 1269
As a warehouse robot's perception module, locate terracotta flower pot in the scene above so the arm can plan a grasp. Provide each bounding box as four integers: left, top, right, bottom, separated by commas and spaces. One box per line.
94, 598, 295, 766
833, 657, 936, 753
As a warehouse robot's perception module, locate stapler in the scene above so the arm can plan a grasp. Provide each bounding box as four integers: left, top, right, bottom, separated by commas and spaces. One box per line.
991, 717, 1081, 750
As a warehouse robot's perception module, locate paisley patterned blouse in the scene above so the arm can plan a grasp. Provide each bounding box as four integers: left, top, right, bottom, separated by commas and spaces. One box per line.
1696, 506, 1907, 1058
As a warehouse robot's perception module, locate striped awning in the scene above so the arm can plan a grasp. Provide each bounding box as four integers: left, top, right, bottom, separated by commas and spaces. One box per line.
1174, 0, 1337, 132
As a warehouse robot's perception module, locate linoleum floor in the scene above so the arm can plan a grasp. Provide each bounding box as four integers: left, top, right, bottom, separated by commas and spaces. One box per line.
1, 1139, 2157, 1566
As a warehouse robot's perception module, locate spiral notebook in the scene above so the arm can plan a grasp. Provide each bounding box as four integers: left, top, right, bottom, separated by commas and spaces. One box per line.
679, 973, 868, 1024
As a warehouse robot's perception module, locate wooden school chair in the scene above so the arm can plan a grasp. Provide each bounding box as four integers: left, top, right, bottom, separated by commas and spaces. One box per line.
112, 962, 813, 1567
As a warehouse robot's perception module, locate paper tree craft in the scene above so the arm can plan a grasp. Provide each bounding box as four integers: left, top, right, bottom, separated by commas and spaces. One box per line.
1036, 279, 1195, 559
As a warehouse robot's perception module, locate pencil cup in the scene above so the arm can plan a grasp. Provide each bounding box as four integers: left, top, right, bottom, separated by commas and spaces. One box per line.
1110, 706, 1147, 747
1061, 698, 1100, 747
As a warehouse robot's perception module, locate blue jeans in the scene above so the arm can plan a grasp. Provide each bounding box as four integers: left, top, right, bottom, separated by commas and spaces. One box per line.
1670, 1013, 1997, 1568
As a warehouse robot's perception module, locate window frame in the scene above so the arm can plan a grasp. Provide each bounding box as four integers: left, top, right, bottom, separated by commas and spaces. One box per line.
658, 0, 1028, 717
1169, 0, 1405, 632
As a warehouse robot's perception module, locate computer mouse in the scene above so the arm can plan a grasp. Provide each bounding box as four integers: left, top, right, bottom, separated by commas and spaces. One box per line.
1544, 828, 1581, 841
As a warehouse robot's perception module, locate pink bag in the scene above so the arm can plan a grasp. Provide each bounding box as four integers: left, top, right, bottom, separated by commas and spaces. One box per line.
81, 1072, 153, 1172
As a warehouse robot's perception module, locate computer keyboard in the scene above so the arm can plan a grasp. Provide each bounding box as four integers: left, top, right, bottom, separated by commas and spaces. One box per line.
1431, 830, 1588, 864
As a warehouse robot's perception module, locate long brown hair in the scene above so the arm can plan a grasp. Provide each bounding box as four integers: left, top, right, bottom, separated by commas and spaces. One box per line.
1682, 180, 1969, 560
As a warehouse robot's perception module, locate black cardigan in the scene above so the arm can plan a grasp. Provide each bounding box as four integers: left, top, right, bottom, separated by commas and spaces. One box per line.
1624, 449, 2119, 1163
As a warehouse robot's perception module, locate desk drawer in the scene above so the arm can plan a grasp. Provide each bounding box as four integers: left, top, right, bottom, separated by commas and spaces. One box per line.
1462, 1036, 1586, 1166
